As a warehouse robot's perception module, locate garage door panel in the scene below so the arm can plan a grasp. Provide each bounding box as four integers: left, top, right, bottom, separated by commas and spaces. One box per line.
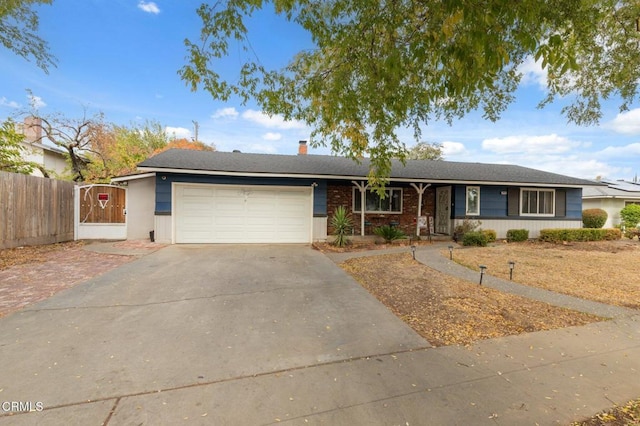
214, 203, 244, 214
182, 187, 215, 197
175, 184, 311, 243
215, 216, 245, 226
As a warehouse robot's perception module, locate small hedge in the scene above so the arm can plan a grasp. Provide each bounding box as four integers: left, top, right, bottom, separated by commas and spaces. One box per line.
582, 208, 608, 228
506, 229, 529, 242
538, 228, 622, 243
481, 229, 497, 243
462, 231, 488, 247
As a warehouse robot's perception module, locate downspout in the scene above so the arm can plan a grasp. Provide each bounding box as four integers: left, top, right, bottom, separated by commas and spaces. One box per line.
352, 180, 368, 236
410, 183, 431, 236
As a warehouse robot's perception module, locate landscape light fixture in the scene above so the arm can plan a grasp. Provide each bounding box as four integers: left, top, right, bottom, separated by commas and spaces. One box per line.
479, 265, 487, 285
508, 261, 515, 281
410, 245, 416, 260
448, 245, 454, 260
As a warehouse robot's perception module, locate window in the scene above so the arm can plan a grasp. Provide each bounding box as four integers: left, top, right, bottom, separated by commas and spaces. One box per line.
521, 189, 554, 216
466, 186, 480, 215
353, 188, 402, 213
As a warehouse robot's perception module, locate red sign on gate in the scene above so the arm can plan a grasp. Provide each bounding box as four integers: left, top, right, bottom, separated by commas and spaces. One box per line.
97, 193, 109, 209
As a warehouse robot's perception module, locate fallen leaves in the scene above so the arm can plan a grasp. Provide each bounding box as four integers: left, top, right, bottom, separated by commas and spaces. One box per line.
340, 252, 602, 347
572, 397, 640, 425
0, 241, 86, 270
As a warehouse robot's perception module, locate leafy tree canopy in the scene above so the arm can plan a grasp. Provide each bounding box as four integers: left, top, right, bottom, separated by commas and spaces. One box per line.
152, 137, 216, 155
0, 118, 36, 175
180, 0, 640, 185
0, 0, 55, 72
86, 120, 170, 183
407, 142, 443, 161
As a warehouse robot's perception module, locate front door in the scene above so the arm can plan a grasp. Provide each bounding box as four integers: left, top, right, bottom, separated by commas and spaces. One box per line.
435, 186, 451, 234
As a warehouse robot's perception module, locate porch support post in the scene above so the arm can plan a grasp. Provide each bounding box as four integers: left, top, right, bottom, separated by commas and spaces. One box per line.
410, 183, 431, 236
352, 180, 368, 236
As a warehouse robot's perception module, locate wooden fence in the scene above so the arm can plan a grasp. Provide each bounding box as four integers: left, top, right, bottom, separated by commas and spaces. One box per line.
0, 171, 75, 249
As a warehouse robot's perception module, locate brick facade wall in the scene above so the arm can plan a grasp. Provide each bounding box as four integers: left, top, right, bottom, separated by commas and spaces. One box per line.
326, 182, 436, 236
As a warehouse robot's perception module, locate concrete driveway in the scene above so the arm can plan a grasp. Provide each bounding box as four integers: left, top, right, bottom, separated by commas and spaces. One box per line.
0, 245, 429, 425
2, 244, 640, 425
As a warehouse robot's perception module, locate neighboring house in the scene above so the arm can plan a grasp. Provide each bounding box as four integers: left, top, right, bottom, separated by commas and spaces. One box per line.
112, 142, 599, 244
582, 179, 640, 228
18, 116, 68, 178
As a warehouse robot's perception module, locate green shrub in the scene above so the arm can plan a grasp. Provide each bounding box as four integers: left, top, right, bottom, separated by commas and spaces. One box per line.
373, 225, 406, 243
582, 208, 608, 228
453, 218, 482, 242
506, 229, 529, 242
481, 229, 497, 243
330, 206, 353, 247
620, 204, 640, 229
539, 228, 621, 243
462, 231, 488, 247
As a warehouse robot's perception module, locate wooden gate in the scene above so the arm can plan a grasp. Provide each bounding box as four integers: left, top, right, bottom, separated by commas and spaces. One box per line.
75, 184, 127, 240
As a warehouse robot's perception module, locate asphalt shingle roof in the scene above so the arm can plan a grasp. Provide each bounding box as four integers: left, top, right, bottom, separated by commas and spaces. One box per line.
138, 149, 598, 186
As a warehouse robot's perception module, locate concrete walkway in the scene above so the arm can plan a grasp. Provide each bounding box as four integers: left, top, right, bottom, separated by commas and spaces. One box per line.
0, 243, 638, 425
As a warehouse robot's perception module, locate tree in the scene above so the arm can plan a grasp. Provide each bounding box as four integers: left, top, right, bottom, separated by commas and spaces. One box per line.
407, 142, 443, 161
0, 0, 56, 72
620, 204, 640, 229
85, 120, 170, 182
180, 0, 640, 185
29, 112, 105, 181
0, 118, 36, 174
152, 137, 216, 155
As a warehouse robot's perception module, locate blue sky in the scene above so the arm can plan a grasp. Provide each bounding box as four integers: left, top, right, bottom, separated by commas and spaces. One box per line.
1, 0, 640, 180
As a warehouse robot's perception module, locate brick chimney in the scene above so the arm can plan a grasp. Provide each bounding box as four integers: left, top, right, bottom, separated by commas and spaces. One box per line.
23, 116, 42, 143
298, 140, 308, 155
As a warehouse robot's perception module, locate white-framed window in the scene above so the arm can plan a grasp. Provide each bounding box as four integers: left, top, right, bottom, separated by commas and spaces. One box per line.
353, 188, 402, 213
520, 188, 555, 216
466, 186, 480, 216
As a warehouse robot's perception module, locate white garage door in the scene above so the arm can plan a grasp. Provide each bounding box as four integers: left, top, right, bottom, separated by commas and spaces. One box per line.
174, 184, 312, 243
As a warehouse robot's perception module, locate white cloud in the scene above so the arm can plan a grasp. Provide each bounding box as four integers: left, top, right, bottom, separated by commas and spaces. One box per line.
241, 109, 306, 130
0, 97, 20, 108
441, 141, 466, 156
482, 134, 579, 154
608, 109, 640, 135
27, 94, 46, 109
262, 132, 282, 141
165, 126, 191, 139
597, 142, 640, 158
212, 107, 239, 119
138, 1, 160, 14
526, 157, 623, 181
518, 56, 548, 90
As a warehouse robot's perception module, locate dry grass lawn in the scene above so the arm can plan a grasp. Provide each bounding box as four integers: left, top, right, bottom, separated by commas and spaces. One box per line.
448, 240, 640, 309
340, 252, 601, 347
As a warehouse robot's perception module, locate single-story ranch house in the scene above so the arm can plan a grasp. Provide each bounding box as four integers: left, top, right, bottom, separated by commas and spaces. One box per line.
112, 143, 599, 244
582, 179, 640, 228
